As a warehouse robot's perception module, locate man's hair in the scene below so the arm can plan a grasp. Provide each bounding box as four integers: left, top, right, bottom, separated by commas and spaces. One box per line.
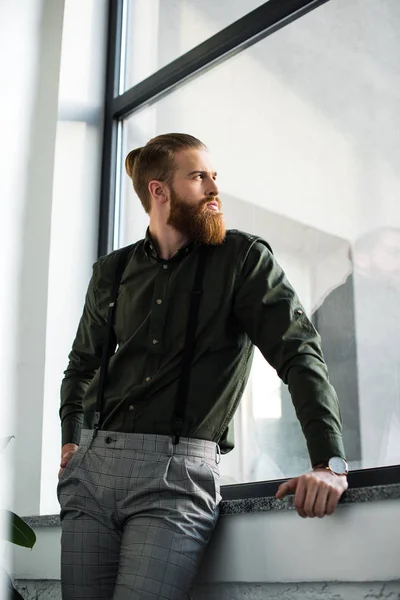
125, 133, 206, 213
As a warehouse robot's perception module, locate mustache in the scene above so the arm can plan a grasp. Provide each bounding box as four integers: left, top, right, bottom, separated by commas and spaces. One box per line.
201, 197, 222, 208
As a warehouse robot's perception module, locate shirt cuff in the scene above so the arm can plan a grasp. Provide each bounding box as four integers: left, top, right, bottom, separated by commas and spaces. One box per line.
306, 432, 347, 468
61, 418, 83, 447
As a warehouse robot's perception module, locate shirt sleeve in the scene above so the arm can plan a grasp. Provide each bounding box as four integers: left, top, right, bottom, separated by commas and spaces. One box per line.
233, 239, 346, 467
59, 261, 106, 446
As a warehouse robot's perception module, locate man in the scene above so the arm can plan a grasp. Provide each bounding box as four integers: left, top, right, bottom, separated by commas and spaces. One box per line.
314, 227, 400, 468
58, 133, 348, 600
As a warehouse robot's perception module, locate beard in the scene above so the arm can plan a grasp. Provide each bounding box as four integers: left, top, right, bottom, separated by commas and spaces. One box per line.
167, 188, 226, 246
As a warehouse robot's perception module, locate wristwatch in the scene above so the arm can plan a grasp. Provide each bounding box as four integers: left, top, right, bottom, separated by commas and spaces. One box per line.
314, 456, 349, 476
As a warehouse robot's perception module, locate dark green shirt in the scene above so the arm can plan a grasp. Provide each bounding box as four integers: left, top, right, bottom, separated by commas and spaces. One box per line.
60, 229, 345, 466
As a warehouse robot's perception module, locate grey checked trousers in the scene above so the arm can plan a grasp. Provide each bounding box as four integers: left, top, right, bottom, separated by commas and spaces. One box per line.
57, 430, 222, 600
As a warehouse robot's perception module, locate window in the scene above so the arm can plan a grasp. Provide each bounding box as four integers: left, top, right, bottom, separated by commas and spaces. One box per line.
123, 0, 267, 90
101, 0, 400, 487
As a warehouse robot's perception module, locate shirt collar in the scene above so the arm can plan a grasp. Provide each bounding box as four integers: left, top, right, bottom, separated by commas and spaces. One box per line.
144, 228, 195, 262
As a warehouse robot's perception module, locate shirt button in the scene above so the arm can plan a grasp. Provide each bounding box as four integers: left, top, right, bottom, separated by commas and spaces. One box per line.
152, 339, 159, 345
128, 405, 134, 411
145, 377, 151, 383
296, 309, 304, 315
156, 299, 162, 305
163, 264, 168, 270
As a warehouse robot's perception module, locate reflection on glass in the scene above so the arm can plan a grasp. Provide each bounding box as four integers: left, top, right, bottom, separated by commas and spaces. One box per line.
314, 228, 400, 470
123, 0, 266, 89
119, 0, 400, 483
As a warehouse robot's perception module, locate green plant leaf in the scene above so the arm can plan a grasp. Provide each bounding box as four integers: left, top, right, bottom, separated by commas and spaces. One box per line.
2, 511, 36, 549
0, 436, 14, 452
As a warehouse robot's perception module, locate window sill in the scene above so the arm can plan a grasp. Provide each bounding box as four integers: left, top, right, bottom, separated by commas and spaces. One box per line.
23, 481, 400, 526
219, 482, 400, 515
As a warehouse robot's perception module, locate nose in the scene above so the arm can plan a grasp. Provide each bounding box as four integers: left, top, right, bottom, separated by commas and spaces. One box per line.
207, 178, 219, 197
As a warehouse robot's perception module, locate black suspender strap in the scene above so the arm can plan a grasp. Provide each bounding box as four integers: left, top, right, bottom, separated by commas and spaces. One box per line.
92, 249, 131, 438
172, 246, 208, 445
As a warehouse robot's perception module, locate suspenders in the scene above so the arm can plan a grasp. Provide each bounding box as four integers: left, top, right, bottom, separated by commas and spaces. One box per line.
93, 249, 132, 434
92, 245, 208, 444
171, 247, 207, 444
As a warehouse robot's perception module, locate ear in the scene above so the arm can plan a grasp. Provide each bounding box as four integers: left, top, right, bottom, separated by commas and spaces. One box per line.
148, 180, 169, 206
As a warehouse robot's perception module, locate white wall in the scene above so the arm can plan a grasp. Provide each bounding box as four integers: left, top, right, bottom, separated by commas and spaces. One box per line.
10, 499, 400, 582
0, 0, 107, 523
40, 0, 108, 516
10, 0, 66, 519
0, 0, 45, 558
199, 500, 400, 583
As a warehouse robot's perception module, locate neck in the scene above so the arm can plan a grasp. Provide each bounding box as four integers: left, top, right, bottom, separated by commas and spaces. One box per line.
149, 218, 189, 260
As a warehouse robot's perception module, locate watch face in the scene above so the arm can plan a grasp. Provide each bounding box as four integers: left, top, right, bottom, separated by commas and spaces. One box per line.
328, 456, 348, 474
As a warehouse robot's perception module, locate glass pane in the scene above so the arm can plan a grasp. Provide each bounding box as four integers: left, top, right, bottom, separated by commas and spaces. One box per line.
123, 0, 266, 90
119, 0, 400, 483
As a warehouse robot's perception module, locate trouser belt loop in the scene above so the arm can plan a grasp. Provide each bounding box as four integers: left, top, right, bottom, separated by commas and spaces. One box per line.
87, 429, 97, 449
215, 443, 221, 465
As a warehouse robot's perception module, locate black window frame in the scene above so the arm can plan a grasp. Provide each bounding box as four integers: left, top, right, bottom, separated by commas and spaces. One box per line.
98, 0, 400, 499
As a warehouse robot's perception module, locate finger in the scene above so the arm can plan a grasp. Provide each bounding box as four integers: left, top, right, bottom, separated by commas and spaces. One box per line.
60, 452, 74, 468
294, 478, 308, 518
326, 489, 341, 515
302, 480, 318, 518
314, 485, 330, 518
276, 478, 298, 499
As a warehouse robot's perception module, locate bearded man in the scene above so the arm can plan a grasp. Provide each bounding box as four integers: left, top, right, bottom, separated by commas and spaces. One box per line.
58, 133, 348, 600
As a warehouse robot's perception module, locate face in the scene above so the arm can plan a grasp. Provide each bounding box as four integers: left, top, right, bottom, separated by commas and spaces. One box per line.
166, 149, 226, 245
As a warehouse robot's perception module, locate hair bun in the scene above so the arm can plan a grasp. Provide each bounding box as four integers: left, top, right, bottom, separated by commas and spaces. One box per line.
125, 147, 143, 177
